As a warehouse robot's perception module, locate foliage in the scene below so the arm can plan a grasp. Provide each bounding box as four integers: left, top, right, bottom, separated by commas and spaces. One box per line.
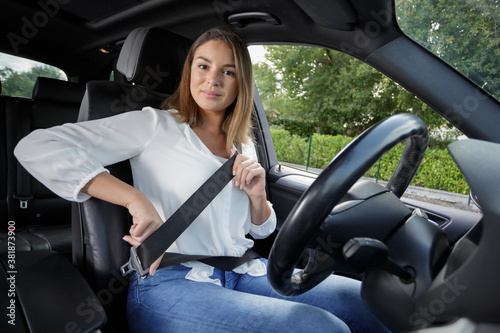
269, 118, 328, 136
395, 0, 500, 101
428, 127, 464, 149
0, 65, 65, 97
253, 62, 280, 116
271, 128, 469, 194
271, 127, 310, 165
253, 1, 499, 139
304, 133, 353, 168
256, 0, 494, 196
253, 45, 445, 138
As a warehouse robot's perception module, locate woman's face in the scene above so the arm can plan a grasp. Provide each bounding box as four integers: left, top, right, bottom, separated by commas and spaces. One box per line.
190, 40, 238, 115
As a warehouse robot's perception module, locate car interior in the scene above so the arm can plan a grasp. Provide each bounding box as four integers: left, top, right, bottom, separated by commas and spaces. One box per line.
1, 0, 499, 332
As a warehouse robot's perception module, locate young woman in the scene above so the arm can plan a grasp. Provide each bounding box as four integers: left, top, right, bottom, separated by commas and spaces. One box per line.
15, 27, 389, 332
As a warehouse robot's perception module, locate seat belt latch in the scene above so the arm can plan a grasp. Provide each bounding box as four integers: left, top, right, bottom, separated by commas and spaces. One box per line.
14, 195, 33, 209
121, 247, 150, 279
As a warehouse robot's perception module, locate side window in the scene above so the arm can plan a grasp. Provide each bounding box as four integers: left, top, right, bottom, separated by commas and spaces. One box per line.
249, 45, 474, 211
0, 52, 67, 97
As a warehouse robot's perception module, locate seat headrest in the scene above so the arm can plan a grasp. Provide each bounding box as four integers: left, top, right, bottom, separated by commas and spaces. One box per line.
32, 77, 86, 104
116, 27, 191, 94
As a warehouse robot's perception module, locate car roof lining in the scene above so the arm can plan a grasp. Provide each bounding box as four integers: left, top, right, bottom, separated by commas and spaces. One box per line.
1, 0, 395, 73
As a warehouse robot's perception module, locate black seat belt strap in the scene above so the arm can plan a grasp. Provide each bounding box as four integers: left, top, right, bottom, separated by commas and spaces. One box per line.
11, 100, 34, 209
121, 152, 258, 277
122, 247, 260, 278
160, 248, 260, 271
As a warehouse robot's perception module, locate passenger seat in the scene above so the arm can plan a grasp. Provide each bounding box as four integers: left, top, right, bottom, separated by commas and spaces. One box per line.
73, 27, 191, 333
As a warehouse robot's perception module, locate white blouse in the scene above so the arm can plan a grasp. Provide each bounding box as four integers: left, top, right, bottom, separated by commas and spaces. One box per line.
15, 107, 276, 285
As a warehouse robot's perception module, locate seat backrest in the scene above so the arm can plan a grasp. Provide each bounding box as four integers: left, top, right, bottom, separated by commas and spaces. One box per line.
9, 77, 85, 226
72, 27, 191, 333
78, 26, 191, 121
3, 77, 84, 255
6, 77, 85, 226
0, 80, 9, 223
0, 79, 8, 224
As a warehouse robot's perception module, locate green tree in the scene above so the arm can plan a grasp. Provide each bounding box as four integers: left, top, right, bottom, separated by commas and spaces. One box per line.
253, 61, 281, 118
396, 0, 500, 101
0, 65, 65, 97
253, 1, 497, 138
259, 45, 437, 136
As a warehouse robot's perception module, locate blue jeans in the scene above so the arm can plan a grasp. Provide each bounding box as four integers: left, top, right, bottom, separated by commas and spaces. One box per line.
127, 259, 389, 333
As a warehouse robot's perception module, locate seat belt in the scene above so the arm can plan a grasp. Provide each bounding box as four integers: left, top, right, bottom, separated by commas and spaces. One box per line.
121, 152, 260, 278
11, 100, 34, 209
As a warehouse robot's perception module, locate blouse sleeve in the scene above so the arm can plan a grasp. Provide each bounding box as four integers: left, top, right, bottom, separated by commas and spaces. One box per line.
248, 201, 277, 239
241, 140, 277, 239
14, 108, 162, 202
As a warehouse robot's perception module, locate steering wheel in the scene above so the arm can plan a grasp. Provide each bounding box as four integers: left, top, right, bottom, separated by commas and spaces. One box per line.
267, 113, 428, 297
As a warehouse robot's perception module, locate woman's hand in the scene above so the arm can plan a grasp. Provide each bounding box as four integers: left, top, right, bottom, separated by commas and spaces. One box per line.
232, 150, 271, 225
232, 149, 266, 198
122, 193, 164, 276
81, 172, 164, 276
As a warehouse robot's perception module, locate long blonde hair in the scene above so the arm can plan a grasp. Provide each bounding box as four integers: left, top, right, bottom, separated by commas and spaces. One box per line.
161, 26, 254, 152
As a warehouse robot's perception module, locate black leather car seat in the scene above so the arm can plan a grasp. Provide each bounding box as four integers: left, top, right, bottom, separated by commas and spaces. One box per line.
3, 77, 85, 256
72, 27, 191, 332
0, 78, 8, 224
0, 78, 104, 333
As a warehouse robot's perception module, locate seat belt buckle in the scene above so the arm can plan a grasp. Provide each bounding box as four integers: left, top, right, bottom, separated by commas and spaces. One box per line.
14, 195, 33, 209
120, 247, 149, 279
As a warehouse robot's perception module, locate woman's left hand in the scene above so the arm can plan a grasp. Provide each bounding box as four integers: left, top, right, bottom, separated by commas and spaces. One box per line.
232, 150, 266, 198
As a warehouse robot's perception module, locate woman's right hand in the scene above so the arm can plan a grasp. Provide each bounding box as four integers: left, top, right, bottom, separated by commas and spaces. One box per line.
81, 172, 164, 276
123, 192, 164, 276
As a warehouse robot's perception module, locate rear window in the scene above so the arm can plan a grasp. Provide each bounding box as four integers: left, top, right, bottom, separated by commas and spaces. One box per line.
0, 52, 67, 98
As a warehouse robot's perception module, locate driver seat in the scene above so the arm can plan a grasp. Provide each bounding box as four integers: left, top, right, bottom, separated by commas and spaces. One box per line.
72, 27, 191, 332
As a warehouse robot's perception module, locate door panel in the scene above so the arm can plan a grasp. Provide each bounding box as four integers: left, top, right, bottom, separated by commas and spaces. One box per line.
266, 162, 481, 244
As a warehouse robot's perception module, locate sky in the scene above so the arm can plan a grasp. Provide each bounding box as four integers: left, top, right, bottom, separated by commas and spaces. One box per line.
0, 52, 41, 73
248, 45, 266, 63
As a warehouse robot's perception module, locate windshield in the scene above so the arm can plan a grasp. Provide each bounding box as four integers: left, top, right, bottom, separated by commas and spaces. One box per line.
395, 0, 499, 102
